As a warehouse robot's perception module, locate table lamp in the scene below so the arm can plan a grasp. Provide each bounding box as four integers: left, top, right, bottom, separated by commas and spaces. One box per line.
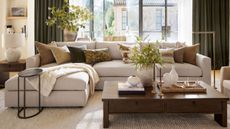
4, 33, 25, 62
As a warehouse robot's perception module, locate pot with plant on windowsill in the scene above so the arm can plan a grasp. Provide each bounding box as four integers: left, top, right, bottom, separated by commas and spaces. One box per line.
46, 0, 92, 41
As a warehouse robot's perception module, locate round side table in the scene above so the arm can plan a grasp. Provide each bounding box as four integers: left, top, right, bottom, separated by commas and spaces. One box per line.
18, 68, 43, 119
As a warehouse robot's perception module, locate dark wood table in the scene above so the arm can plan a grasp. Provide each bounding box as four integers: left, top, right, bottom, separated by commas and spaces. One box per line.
102, 81, 229, 128
0, 59, 26, 88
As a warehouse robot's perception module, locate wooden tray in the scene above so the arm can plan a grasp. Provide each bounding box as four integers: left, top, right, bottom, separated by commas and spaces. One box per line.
161, 82, 206, 93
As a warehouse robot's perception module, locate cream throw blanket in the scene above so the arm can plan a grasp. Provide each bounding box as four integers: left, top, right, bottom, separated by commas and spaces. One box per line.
27, 63, 99, 97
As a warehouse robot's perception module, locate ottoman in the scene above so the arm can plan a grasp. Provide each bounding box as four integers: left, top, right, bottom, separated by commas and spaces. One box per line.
5, 71, 90, 107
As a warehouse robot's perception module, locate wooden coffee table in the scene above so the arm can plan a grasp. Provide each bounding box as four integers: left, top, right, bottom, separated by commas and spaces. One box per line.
102, 81, 229, 128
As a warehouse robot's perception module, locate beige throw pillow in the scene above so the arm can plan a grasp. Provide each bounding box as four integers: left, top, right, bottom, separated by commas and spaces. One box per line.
35, 41, 57, 66
173, 47, 185, 63
183, 44, 199, 65
160, 49, 175, 63
50, 46, 71, 64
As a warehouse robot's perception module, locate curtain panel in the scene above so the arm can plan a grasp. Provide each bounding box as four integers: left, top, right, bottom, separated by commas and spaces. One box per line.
35, 0, 64, 44
193, 0, 229, 69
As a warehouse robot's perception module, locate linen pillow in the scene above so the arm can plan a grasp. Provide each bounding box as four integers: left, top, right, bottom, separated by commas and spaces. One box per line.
68, 45, 87, 63
160, 49, 175, 63
35, 41, 57, 66
84, 48, 112, 64
50, 46, 71, 64
173, 47, 185, 63
183, 44, 199, 65
118, 44, 133, 63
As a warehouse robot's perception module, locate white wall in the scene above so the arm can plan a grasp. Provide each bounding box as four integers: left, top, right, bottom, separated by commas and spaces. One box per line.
27, 0, 35, 57
0, 0, 7, 60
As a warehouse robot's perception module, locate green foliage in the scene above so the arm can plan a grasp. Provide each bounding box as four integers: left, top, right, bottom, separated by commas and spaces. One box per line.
105, 6, 115, 36
131, 37, 162, 70
46, 0, 92, 32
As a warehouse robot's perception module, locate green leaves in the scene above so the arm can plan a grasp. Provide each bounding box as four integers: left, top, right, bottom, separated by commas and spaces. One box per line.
46, 1, 92, 32
131, 39, 162, 70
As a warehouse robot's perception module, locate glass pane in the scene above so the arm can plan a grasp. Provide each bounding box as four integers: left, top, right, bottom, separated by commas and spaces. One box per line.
94, 0, 104, 41
103, 0, 139, 41
143, 0, 165, 41
69, 0, 91, 39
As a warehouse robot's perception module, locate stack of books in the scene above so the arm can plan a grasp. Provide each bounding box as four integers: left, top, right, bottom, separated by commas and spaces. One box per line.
118, 82, 145, 95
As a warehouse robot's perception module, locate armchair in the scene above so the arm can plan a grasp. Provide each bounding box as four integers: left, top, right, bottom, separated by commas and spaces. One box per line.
220, 66, 230, 97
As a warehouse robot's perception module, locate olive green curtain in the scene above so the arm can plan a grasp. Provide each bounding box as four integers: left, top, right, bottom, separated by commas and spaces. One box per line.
35, 0, 64, 44
193, 0, 229, 69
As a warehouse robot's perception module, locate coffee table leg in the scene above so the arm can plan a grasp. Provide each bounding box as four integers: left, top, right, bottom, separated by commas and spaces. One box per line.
214, 101, 227, 127
103, 101, 109, 128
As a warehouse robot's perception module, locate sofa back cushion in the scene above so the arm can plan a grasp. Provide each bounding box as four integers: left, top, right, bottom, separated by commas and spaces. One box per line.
55, 41, 95, 49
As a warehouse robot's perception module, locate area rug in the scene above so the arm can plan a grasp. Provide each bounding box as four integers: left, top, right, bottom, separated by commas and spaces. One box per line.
0, 90, 229, 129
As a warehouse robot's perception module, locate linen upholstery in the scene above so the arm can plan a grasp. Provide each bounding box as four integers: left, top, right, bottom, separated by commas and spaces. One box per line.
93, 60, 136, 77
55, 41, 95, 49
96, 42, 122, 59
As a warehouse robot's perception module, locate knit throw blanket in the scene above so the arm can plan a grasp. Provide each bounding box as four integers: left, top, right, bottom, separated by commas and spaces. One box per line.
27, 63, 99, 97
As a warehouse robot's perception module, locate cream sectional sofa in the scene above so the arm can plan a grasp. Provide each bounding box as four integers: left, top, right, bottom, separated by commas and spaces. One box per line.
5, 41, 211, 107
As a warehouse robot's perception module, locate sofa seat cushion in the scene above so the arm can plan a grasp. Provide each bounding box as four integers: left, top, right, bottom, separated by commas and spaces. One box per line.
223, 80, 230, 97
93, 60, 136, 77
158, 63, 202, 77
6, 72, 89, 91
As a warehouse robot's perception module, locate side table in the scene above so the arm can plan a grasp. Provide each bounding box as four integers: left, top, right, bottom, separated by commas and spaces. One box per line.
0, 59, 26, 88
18, 68, 43, 119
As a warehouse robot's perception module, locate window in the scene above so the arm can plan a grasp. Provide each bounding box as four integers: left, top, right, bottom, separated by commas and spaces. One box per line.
122, 10, 128, 30
69, 0, 192, 42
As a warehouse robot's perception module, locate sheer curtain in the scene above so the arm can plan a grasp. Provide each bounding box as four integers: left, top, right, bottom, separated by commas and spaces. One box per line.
178, 0, 193, 45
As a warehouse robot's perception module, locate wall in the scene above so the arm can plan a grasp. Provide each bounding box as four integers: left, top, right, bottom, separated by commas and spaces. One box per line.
0, 0, 7, 60
27, 0, 35, 57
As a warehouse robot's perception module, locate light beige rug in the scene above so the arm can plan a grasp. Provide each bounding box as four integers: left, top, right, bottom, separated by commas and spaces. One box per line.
0, 89, 229, 129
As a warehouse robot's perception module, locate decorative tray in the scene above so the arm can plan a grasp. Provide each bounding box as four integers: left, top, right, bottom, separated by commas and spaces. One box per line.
161, 82, 206, 93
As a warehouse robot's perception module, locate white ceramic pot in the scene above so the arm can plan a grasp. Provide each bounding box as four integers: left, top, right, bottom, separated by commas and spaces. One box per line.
135, 68, 153, 87
6, 48, 21, 62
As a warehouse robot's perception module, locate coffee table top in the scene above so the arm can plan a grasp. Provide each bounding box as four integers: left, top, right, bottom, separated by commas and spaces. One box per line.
102, 81, 229, 101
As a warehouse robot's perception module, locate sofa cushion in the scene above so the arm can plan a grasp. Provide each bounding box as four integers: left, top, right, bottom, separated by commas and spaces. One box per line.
93, 60, 136, 77
84, 48, 112, 64
50, 46, 71, 64
68, 45, 87, 63
183, 44, 199, 65
158, 63, 202, 77
6, 72, 89, 91
96, 42, 122, 60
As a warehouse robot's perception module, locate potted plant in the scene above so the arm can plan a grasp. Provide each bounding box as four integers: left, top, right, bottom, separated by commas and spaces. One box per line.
46, 0, 92, 41
130, 37, 162, 86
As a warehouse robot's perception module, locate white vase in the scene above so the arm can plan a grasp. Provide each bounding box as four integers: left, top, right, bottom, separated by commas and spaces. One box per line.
135, 68, 152, 87
5, 48, 21, 62
169, 65, 178, 84
162, 66, 178, 86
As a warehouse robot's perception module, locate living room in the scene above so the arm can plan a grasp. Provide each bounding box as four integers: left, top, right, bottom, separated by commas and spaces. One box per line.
0, 0, 229, 129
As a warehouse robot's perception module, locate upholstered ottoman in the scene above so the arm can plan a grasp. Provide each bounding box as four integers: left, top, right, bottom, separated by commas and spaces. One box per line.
5, 71, 90, 107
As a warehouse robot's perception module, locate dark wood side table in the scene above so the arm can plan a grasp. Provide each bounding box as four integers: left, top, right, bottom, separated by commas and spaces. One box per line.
0, 60, 26, 88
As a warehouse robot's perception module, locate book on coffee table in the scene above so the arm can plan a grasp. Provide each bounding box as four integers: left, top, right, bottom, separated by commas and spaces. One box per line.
118, 82, 145, 95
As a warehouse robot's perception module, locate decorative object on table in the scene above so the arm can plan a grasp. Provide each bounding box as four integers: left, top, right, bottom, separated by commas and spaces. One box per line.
4, 33, 25, 62
162, 65, 178, 86
118, 82, 145, 95
127, 75, 142, 87
46, 0, 92, 41
161, 81, 206, 93
11, 7, 26, 16
130, 36, 162, 94
17, 68, 43, 119
6, 25, 14, 34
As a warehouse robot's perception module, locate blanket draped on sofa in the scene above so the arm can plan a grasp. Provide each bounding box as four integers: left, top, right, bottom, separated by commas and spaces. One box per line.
27, 63, 99, 97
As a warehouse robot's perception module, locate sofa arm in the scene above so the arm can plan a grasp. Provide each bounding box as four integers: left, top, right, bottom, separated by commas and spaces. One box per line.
26, 54, 40, 69
220, 66, 230, 93
196, 53, 211, 85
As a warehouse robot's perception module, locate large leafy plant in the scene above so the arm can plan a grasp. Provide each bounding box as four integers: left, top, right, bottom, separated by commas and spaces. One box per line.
131, 37, 162, 69
46, 0, 92, 32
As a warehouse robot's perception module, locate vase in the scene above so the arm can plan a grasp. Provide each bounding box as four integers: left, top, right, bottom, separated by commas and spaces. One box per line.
5, 48, 21, 62
64, 30, 77, 41
162, 65, 178, 86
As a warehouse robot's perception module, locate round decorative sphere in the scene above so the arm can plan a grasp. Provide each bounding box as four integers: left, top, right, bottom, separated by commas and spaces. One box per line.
127, 75, 141, 86
6, 48, 21, 62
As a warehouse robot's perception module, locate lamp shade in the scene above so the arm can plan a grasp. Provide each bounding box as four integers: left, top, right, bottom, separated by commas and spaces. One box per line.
5, 33, 25, 48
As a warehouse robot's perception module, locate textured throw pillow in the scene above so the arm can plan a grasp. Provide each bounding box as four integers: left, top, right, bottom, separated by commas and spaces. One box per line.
84, 48, 112, 64
160, 49, 175, 63
118, 44, 133, 63
174, 47, 185, 63
35, 41, 57, 66
50, 46, 71, 64
68, 45, 87, 63
183, 44, 199, 65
